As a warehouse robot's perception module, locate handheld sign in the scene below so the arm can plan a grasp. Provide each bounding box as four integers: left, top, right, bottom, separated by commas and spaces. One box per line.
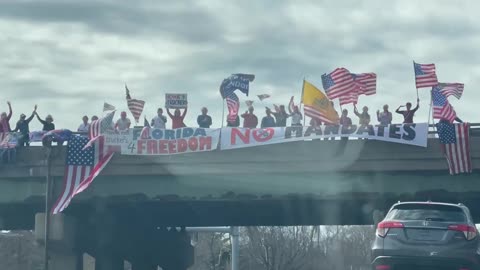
165, 93, 188, 109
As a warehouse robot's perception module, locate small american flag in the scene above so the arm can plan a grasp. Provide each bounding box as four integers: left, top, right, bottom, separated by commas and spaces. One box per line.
288, 96, 295, 113
257, 94, 271, 101
436, 83, 464, 99
414, 62, 438, 89
52, 135, 114, 214
436, 122, 472, 175
245, 100, 254, 107
226, 93, 240, 122
321, 68, 357, 100
89, 111, 115, 139
125, 85, 145, 123
352, 73, 377, 96
432, 88, 456, 123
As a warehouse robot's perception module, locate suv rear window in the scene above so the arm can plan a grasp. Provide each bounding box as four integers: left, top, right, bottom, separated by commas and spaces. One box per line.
386, 204, 467, 222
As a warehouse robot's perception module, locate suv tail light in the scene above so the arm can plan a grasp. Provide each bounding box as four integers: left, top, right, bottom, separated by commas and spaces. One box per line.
376, 221, 404, 237
448, 224, 477, 240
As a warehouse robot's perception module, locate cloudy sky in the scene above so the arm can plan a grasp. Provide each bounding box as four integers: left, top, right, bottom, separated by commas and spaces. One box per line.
1, 0, 479, 130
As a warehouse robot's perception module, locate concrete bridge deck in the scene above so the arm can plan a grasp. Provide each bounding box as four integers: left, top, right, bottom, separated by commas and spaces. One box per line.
1, 137, 479, 228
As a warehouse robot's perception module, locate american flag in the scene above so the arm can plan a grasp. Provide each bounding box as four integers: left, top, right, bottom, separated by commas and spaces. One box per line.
414, 62, 438, 88
52, 135, 114, 214
89, 111, 115, 139
322, 68, 358, 100
436, 122, 472, 175
339, 92, 359, 106
436, 83, 464, 99
226, 93, 240, 122
352, 73, 377, 96
432, 88, 456, 123
0, 132, 18, 149
257, 94, 270, 101
288, 96, 295, 113
125, 85, 145, 123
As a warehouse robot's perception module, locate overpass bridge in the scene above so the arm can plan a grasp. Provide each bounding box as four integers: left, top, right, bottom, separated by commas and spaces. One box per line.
1, 135, 479, 269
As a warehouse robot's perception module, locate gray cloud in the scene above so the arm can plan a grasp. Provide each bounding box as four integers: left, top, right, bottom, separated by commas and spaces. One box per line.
0, 0, 479, 130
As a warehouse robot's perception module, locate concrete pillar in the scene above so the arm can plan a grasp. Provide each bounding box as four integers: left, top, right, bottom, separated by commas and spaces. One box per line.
95, 253, 124, 270
49, 251, 83, 270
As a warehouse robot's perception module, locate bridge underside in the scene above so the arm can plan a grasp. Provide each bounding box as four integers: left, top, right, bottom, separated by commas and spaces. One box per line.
2, 171, 480, 230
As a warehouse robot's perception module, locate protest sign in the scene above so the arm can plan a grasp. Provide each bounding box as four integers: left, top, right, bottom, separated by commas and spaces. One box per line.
220, 123, 429, 150
165, 93, 188, 109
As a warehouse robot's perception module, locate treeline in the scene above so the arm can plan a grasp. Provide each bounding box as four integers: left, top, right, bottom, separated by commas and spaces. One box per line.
0, 226, 374, 270
192, 226, 375, 270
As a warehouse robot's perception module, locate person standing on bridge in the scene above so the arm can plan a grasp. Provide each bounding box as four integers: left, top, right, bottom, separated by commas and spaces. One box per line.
261, 108, 276, 128
0, 101, 12, 133
272, 105, 289, 127
13, 105, 37, 146
353, 104, 370, 127
377, 104, 392, 126
241, 106, 258, 128
35, 111, 55, 131
289, 105, 303, 126
151, 108, 167, 129
396, 98, 419, 124
115, 111, 131, 131
167, 108, 187, 129
197, 107, 212, 128
77, 116, 90, 133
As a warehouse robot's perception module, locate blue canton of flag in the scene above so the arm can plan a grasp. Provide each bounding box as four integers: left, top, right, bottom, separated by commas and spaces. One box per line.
432, 88, 447, 106
220, 73, 255, 98
321, 73, 335, 90
436, 121, 456, 144
67, 136, 94, 166
414, 63, 425, 75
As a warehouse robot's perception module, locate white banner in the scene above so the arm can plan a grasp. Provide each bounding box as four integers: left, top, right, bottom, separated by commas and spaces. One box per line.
165, 93, 188, 109
104, 127, 220, 155
220, 123, 428, 150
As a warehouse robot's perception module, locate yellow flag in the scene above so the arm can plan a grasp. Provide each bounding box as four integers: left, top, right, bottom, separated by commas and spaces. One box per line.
301, 80, 339, 123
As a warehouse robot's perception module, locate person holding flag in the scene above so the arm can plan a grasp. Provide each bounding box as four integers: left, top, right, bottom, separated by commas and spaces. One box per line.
396, 98, 419, 124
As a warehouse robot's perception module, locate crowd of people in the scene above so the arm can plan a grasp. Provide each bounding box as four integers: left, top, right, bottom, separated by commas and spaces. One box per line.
1, 98, 440, 141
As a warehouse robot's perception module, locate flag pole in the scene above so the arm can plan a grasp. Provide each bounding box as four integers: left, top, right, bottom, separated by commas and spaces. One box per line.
301, 78, 306, 126
427, 88, 433, 133
221, 99, 225, 128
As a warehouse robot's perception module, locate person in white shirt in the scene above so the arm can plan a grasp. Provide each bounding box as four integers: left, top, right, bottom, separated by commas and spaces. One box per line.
115, 111, 131, 131
289, 105, 303, 126
151, 108, 167, 129
77, 116, 90, 133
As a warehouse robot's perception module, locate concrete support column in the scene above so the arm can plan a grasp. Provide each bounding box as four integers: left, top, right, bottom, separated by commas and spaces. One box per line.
48, 251, 83, 270
95, 253, 124, 270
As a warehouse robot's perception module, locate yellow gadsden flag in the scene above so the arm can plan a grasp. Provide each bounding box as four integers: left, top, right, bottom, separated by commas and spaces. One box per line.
301, 80, 339, 124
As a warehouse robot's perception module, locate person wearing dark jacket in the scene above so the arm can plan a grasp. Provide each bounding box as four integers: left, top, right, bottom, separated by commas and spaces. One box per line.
35, 111, 55, 131
197, 107, 212, 128
14, 105, 37, 146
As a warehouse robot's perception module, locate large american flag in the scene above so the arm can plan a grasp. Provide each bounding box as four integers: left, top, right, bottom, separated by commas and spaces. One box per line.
414, 62, 438, 88
125, 85, 145, 123
436, 122, 471, 175
432, 88, 456, 123
436, 83, 464, 99
322, 68, 357, 100
352, 73, 377, 96
226, 93, 240, 122
52, 135, 114, 214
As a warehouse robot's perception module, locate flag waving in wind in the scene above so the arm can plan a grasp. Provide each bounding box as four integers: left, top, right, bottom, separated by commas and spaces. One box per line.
257, 94, 270, 101
220, 74, 255, 122
302, 80, 339, 124
352, 73, 377, 96
436, 83, 464, 99
321, 68, 357, 100
52, 135, 114, 214
103, 102, 116, 112
125, 84, 145, 123
414, 62, 438, 88
436, 122, 472, 175
432, 87, 457, 123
